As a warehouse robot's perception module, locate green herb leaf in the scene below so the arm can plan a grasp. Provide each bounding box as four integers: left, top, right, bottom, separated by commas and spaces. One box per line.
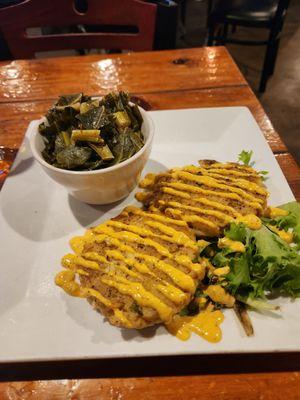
238, 150, 254, 166
130, 301, 143, 316
259, 170, 269, 181
179, 307, 189, 316
179, 301, 200, 316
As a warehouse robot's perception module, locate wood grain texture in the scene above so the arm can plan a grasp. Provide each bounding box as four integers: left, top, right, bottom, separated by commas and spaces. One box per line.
0, 86, 286, 152
0, 47, 246, 102
276, 153, 300, 200
1, 373, 300, 400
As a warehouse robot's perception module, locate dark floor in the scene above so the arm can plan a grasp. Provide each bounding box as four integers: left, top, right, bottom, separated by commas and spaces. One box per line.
178, 0, 300, 163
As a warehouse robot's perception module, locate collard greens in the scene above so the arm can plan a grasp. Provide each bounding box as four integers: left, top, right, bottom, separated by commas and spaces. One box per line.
39, 92, 145, 171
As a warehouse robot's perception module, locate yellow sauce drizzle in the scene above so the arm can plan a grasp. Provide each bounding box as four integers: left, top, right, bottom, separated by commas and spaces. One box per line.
103, 250, 188, 304
160, 191, 263, 234
156, 284, 188, 305
213, 266, 230, 276
197, 239, 210, 252
174, 254, 205, 277
236, 214, 262, 230
70, 236, 85, 255
267, 206, 289, 218
205, 285, 235, 307
176, 213, 219, 231
125, 206, 187, 227
95, 225, 171, 257
84, 288, 114, 308
55, 270, 86, 297
84, 247, 189, 305
55, 270, 113, 308
162, 186, 191, 199
135, 191, 149, 203
184, 164, 257, 177
218, 237, 245, 253
62, 254, 100, 271
163, 181, 262, 211
106, 219, 196, 249
93, 229, 198, 292
166, 307, 224, 343
201, 162, 255, 173
173, 171, 264, 205
139, 173, 156, 188
101, 276, 173, 322
88, 240, 155, 277
267, 225, 294, 244
198, 170, 267, 195
164, 200, 234, 224
191, 196, 242, 218
113, 309, 133, 328
70, 230, 94, 254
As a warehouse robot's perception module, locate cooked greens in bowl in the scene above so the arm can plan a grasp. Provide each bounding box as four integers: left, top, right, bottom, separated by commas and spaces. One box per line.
38, 92, 145, 171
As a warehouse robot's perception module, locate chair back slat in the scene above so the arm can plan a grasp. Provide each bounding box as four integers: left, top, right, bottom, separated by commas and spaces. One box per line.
0, 0, 157, 58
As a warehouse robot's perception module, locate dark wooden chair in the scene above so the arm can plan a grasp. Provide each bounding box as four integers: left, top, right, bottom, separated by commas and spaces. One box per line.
207, 0, 290, 92
0, 0, 157, 59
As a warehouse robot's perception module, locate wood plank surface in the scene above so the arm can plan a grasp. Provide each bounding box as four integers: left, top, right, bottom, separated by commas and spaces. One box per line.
0, 47, 246, 102
1, 373, 300, 400
0, 86, 286, 152
276, 153, 300, 200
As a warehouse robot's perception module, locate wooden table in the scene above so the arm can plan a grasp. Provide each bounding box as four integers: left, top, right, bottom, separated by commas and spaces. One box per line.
0, 47, 299, 398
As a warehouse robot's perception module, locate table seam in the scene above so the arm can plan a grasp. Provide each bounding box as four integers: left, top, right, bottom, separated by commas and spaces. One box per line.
0, 84, 249, 105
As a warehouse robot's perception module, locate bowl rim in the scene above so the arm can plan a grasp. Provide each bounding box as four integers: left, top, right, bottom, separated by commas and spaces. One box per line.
29, 105, 154, 176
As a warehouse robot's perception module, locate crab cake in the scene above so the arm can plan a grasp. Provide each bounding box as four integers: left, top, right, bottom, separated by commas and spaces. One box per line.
55, 206, 205, 329
136, 160, 268, 237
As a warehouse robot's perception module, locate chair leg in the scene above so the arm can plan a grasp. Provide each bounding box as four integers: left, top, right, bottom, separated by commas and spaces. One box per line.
207, 23, 215, 46
181, 0, 187, 25
206, 0, 213, 28
221, 23, 229, 45
269, 38, 280, 76
259, 34, 277, 93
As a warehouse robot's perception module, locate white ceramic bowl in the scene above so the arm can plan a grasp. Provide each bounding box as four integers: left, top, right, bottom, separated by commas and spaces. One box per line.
29, 106, 154, 205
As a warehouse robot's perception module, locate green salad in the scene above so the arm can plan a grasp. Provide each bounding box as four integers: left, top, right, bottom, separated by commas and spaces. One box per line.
187, 201, 300, 336
38, 91, 144, 171
203, 201, 300, 303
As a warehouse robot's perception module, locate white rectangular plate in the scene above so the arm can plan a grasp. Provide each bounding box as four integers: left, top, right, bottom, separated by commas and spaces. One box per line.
0, 107, 297, 363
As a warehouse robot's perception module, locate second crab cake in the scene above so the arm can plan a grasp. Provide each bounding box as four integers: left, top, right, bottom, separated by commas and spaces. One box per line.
136, 160, 268, 237
55, 206, 205, 329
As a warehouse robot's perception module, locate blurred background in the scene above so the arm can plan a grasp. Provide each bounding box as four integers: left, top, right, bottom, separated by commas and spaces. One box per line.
0, 0, 299, 161
178, 0, 299, 163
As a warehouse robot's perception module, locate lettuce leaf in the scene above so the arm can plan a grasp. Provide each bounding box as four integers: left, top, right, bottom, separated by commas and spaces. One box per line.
279, 201, 300, 247
262, 201, 300, 249
212, 221, 300, 301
